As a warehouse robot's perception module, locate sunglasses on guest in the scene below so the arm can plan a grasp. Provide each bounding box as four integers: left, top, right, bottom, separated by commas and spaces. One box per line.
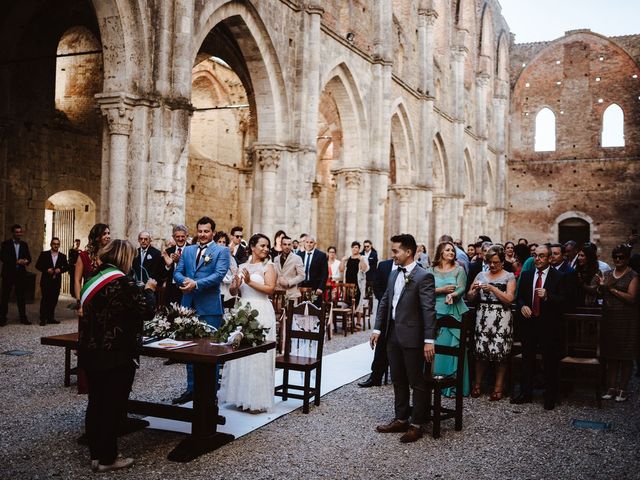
612, 254, 627, 260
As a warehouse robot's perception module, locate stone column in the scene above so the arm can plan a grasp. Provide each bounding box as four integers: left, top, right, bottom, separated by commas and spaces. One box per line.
310, 181, 321, 236
340, 170, 362, 254
255, 146, 281, 237
98, 96, 134, 238
395, 188, 411, 234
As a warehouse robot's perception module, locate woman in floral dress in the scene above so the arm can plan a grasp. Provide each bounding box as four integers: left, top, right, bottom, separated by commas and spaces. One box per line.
467, 245, 515, 401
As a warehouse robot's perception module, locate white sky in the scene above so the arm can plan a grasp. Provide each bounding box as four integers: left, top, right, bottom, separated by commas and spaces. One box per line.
498, 0, 640, 44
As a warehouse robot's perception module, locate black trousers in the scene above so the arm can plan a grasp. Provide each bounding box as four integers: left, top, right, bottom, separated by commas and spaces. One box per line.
370, 329, 389, 381
85, 364, 136, 464
0, 274, 27, 320
39, 282, 61, 322
520, 316, 560, 399
386, 322, 427, 425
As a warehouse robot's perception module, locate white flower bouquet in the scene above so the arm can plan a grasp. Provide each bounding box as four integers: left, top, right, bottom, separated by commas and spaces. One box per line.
144, 302, 215, 340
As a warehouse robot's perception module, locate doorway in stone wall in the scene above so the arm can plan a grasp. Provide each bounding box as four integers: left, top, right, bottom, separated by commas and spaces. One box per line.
44, 191, 96, 295
559, 217, 590, 246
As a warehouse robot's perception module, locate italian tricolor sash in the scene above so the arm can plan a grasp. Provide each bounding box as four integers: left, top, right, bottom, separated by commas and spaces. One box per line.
80, 266, 126, 308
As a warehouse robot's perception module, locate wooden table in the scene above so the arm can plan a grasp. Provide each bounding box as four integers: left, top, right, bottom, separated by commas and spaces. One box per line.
41, 333, 275, 462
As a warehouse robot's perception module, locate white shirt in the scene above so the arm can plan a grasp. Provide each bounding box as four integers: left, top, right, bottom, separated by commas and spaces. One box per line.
531, 265, 550, 305
304, 249, 315, 280
14, 241, 20, 259
51, 251, 58, 267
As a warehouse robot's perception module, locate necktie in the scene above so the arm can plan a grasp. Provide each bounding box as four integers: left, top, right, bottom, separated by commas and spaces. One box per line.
305, 252, 312, 281
280, 253, 287, 269
196, 244, 207, 266
177, 247, 182, 256
532, 269, 544, 317
140, 249, 146, 266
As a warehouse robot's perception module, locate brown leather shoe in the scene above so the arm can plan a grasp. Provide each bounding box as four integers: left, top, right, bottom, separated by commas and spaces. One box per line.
376, 419, 410, 433
400, 425, 423, 443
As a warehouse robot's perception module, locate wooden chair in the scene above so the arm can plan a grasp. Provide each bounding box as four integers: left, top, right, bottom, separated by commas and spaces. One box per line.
298, 287, 315, 302
274, 301, 326, 413
270, 289, 288, 353
425, 314, 468, 439
560, 312, 603, 407
360, 281, 374, 330
331, 282, 357, 336
222, 295, 238, 310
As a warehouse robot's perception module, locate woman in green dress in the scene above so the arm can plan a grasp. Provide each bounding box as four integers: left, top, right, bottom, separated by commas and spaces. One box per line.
429, 241, 469, 397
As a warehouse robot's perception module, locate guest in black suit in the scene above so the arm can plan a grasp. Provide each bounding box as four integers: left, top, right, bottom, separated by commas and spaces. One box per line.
363, 240, 378, 282
0, 224, 32, 325
160, 225, 189, 306
230, 226, 248, 265
68, 239, 81, 298
466, 241, 492, 290
296, 234, 328, 298
371, 234, 436, 443
132, 231, 163, 285
550, 242, 577, 308
512, 244, 566, 410
358, 258, 394, 388
35, 237, 69, 326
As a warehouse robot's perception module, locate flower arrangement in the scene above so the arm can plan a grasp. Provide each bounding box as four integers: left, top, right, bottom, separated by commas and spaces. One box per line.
144, 302, 215, 340
212, 301, 269, 348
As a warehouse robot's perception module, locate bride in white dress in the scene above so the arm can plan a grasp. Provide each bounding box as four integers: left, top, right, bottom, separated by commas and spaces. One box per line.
220, 233, 276, 412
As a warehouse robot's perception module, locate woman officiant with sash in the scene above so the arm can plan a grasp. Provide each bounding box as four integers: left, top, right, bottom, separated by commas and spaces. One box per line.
78, 240, 156, 473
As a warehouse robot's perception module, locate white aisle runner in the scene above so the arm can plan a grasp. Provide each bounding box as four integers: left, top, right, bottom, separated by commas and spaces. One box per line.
144, 341, 373, 437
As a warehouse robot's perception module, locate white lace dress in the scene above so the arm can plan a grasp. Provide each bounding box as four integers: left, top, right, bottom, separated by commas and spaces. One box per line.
220, 261, 276, 411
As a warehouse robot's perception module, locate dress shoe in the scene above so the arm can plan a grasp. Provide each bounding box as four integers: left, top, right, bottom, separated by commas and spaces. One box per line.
40, 320, 47, 326
358, 376, 382, 388
0, 318, 6, 327
20, 318, 31, 325
48, 319, 61, 324
510, 393, 532, 405
376, 419, 410, 433
400, 425, 423, 443
97, 456, 134, 472
172, 391, 193, 405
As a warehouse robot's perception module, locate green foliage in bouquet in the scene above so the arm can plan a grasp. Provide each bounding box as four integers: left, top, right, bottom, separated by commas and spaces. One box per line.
212, 301, 269, 348
144, 302, 215, 340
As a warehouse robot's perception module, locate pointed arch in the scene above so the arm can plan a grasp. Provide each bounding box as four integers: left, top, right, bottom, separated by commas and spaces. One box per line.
495, 30, 509, 82
433, 132, 449, 195
463, 147, 474, 200
320, 61, 368, 168
535, 107, 556, 152
390, 100, 417, 183
194, 1, 290, 143
478, 3, 495, 59
601, 103, 625, 147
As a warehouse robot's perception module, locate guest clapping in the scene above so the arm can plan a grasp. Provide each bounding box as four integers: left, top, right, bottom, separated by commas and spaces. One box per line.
429, 241, 469, 397
78, 240, 156, 472
598, 244, 639, 402
467, 245, 516, 401
214, 231, 238, 300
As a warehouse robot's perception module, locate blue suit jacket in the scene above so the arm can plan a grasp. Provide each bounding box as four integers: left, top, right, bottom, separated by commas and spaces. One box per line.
173, 242, 230, 316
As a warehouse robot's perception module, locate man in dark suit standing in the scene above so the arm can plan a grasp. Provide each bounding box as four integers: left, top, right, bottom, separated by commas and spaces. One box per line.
230, 226, 248, 265
512, 244, 566, 410
67, 239, 81, 298
371, 234, 436, 443
362, 240, 378, 283
132, 231, 163, 285
160, 225, 190, 306
297, 234, 328, 299
358, 257, 394, 388
0, 224, 32, 325
35, 237, 69, 326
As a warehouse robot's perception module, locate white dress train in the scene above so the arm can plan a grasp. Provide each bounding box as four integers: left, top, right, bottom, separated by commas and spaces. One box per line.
220, 261, 276, 411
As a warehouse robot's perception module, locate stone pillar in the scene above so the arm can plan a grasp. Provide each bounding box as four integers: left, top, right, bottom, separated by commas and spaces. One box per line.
335, 170, 362, 254
255, 146, 281, 237
98, 96, 134, 238
396, 188, 411, 234
310, 181, 321, 236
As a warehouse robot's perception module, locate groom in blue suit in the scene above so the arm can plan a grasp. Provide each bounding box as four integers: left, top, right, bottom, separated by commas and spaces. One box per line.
172, 216, 230, 404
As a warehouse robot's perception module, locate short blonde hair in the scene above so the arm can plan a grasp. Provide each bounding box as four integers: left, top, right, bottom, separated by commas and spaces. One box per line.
98, 239, 136, 273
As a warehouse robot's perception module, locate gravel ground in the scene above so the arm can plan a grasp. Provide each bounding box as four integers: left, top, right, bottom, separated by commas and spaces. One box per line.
1, 298, 638, 479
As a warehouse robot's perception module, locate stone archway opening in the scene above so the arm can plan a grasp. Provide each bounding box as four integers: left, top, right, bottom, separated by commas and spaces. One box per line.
44, 190, 96, 294
188, 20, 259, 235
559, 217, 590, 246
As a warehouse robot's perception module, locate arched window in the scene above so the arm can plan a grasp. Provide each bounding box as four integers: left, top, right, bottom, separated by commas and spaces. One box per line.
601, 103, 625, 147
534, 107, 556, 152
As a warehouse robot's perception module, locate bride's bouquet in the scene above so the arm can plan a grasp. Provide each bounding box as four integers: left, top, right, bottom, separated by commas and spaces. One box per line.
144, 302, 216, 340
212, 300, 269, 349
